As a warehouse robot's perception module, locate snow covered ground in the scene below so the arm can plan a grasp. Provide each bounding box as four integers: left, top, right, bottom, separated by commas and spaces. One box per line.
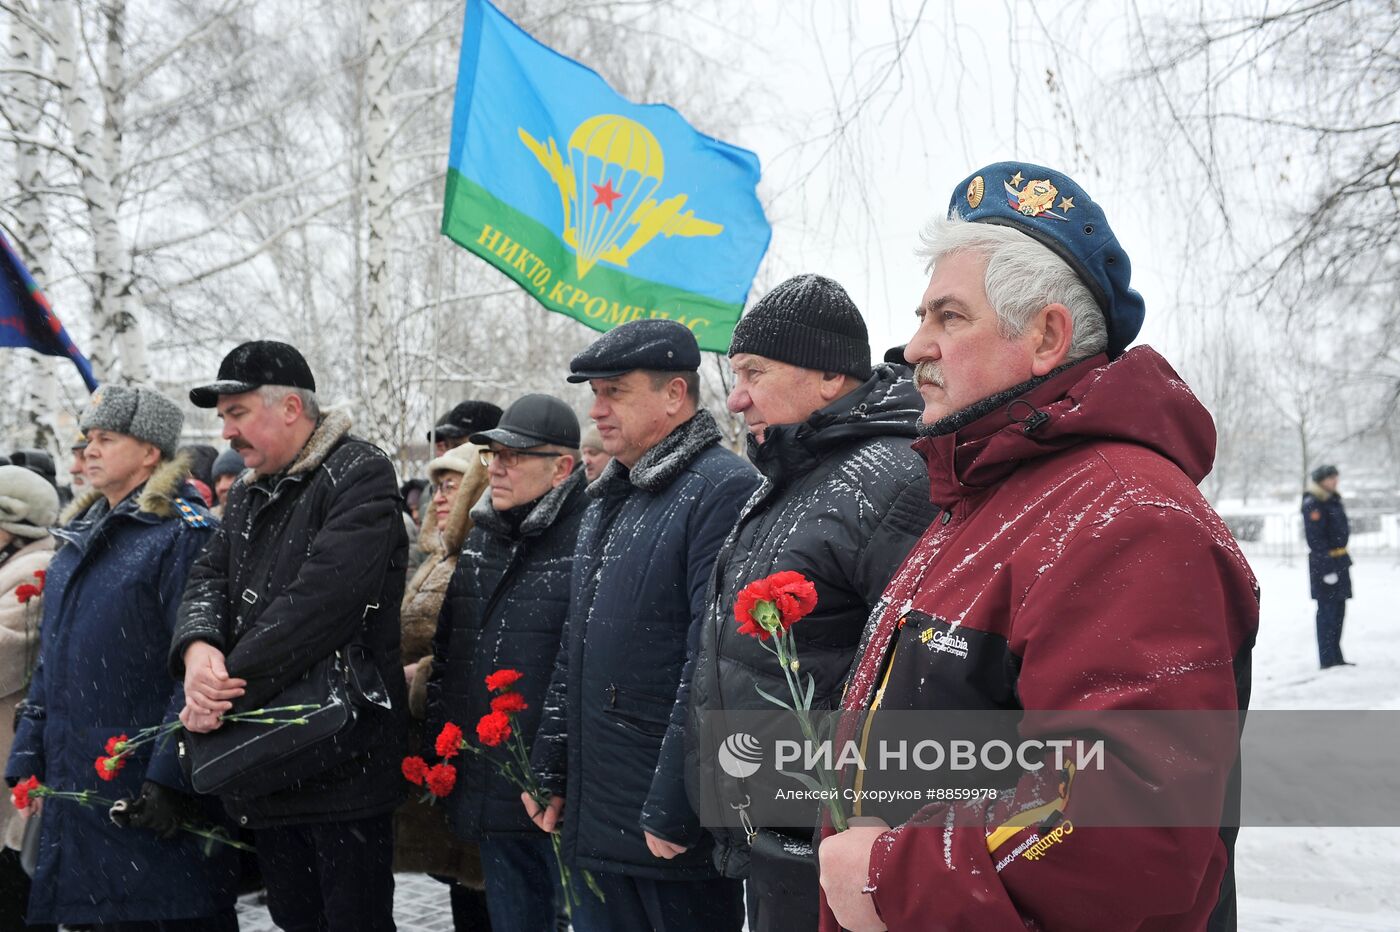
1235, 549, 1400, 930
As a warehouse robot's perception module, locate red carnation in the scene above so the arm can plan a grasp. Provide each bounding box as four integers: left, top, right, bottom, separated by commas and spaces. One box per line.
735, 571, 817, 640
425, 762, 457, 798
94, 756, 123, 781
435, 722, 464, 759
484, 669, 523, 692
490, 692, 528, 715
32, 570, 44, 585
769, 571, 818, 623
476, 710, 513, 747
11, 776, 39, 810
104, 734, 129, 757
401, 755, 429, 786
14, 584, 39, 604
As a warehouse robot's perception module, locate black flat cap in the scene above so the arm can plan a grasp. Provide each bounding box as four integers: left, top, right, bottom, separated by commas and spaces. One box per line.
429, 399, 503, 442
883, 344, 908, 365
191, 340, 316, 408
567, 319, 700, 383
471, 394, 580, 449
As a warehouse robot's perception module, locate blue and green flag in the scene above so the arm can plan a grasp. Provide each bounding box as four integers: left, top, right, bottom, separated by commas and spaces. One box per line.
443, 0, 770, 352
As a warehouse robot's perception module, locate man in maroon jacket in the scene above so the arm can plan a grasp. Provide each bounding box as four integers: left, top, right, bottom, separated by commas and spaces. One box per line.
817, 163, 1259, 932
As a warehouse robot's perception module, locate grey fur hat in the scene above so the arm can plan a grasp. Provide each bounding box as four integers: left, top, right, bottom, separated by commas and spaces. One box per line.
79, 384, 184, 458
0, 464, 61, 538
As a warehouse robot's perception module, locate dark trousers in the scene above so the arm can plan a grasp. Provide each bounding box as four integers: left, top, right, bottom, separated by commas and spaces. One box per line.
430, 874, 492, 931
743, 830, 820, 932
90, 914, 237, 932
0, 847, 53, 932
1315, 599, 1347, 667
255, 815, 395, 932
567, 870, 743, 932
479, 836, 562, 932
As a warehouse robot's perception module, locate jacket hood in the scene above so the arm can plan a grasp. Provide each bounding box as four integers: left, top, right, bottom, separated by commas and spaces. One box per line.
748, 363, 922, 483
58, 455, 196, 524
242, 408, 353, 484
914, 346, 1216, 508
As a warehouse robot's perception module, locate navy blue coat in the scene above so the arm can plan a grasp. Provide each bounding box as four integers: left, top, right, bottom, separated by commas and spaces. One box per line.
1303, 485, 1351, 601
426, 468, 588, 840
531, 411, 760, 880
5, 462, 239, 925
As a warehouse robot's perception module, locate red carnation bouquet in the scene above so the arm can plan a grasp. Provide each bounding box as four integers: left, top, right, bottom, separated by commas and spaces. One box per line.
94, 705, 324, 782
733, 570, 847, 830
402, 668, 602, 913
10, 776, 252, 855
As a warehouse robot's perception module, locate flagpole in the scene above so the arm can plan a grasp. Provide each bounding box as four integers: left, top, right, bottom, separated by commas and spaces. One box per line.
429, 240, 443, 471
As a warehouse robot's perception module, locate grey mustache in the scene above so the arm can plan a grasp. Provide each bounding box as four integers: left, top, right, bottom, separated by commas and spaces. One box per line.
914, 362, 944, 388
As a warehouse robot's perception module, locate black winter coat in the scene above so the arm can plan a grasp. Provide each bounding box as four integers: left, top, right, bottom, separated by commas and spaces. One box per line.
1303, 483, 1351, 601
530, 411, 760, 880
171, 411, 409, 828
427, 468, 588, 840
679, 365, 937, 880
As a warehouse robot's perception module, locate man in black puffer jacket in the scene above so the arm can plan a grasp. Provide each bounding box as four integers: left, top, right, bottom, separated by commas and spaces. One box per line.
426, 393, 589, 929
172, 341, 408, 932
676, 275, 938, 931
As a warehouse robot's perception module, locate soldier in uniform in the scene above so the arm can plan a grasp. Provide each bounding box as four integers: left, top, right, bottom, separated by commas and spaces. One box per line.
1302, 464, 1352, 668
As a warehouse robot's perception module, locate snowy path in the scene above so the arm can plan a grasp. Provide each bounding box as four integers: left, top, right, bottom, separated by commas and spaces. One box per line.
1236, 551, 1400, 930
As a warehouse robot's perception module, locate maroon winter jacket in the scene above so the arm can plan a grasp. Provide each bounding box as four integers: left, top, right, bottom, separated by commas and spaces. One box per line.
819, 347, 1259, 932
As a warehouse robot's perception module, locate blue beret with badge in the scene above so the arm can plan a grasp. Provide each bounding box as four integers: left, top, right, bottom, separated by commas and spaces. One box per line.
567, 318, 701, 383
949, 162, 1145, 357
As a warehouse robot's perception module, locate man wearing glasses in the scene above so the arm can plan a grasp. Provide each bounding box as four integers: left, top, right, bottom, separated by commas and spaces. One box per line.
426, 393, 590, 931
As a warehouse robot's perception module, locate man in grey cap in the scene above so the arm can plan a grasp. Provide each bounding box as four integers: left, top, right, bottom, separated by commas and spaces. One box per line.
7, 384, 240, 928
426, 393, 590, 929
172, 340, 408, 932
526, 320, 759, 932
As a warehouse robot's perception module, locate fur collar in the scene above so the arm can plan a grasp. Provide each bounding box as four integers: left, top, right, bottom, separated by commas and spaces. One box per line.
588, 409, 723, 498
1306, 481, 1337, 502
58, 455, 193, 524
60, 488, 102, 526
243, 408, 353, 484
472, 467, 586, 537
418, 461, 491, 556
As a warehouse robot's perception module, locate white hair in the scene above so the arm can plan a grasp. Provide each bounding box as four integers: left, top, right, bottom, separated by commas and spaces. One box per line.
257, 384, 321, 420
915, 215, 1108, 362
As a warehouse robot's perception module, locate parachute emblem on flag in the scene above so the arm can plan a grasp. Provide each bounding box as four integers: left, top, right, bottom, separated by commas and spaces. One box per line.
518, 114, 724, 279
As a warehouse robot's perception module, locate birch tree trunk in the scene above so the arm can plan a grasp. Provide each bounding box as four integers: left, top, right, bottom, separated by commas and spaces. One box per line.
51, 0, 146, 384
360, 0, 398, 448
7, 0, 61, 448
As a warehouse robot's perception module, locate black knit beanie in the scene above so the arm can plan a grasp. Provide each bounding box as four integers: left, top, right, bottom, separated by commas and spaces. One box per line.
729, 274, 871, 379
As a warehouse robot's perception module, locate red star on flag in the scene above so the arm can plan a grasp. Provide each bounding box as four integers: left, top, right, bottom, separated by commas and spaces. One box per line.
591, 179, 622, 211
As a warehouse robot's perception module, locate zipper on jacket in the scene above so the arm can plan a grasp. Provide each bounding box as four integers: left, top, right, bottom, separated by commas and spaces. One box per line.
850, 618, 906, 816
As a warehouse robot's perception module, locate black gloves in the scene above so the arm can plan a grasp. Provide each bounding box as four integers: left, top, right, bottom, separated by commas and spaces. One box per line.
109, 781, 198, 839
